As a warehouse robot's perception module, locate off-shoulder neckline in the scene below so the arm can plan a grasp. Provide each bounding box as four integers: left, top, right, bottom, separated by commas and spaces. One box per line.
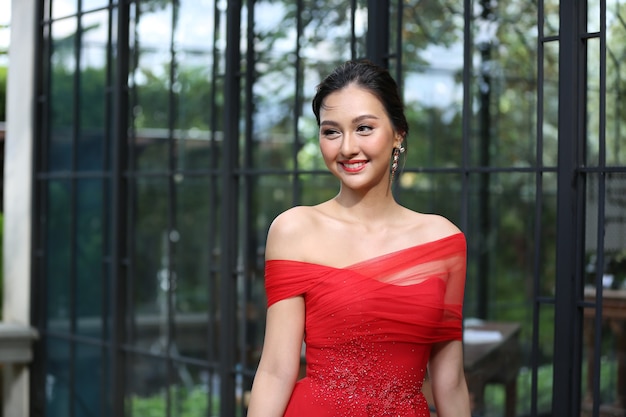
265, 231, 464, 270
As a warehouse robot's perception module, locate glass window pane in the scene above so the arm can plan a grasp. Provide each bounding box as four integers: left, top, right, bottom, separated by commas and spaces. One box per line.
537, 303, 555, 415
129, 177, 169, 346
169, 364, 218, 416
79, 10, 110, 171
298, 1, 355, 64
470, 0, 539, 169
46, 180, 72, 333
295, 135, 325, 173
50, 18, 78, 171
252, 0, 357, 170
82, 0, 109, 13
585, 173, 626, 288
173, 177, 216, 360
606, 8, 626, 167
300, 173, 338, 207
542, 41, 559, 167
46, 338, 72, 416
539, 172, 558, 299
52, 0, 78, 20
173, 1, 217, 171
543, 0, 559, 37
588, 0, 601, 34
130, 2, 173, 171
74, 343, 106, 417
605, 174, 626, 289
76, 179, 105, 337
395, 172, 463, 225
585, 173, 601, 288
490, 172, 537, 317
174, 176, 212, 311
582, 300, 626, 412
126, 355, 168, 413
127, 358, 220, 416
252, 2, 297, 170
587, 37, 601, 167
583, 172, 626, 413
254, 175, 294, 229
131, 127, 171, 172
401, 0, 464, 169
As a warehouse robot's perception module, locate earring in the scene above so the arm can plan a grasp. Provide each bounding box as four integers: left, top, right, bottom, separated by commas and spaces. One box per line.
390, 145, 405, 183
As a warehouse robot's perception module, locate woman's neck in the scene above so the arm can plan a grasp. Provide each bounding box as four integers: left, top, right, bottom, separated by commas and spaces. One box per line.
330, 187, 400, 225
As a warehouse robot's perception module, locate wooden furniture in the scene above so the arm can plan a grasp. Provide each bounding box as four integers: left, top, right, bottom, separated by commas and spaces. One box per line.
464, 322, 522, 417
583, 288, 626, 415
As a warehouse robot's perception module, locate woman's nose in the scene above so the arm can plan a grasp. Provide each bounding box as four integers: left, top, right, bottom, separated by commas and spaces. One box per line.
340, 133, 359, 156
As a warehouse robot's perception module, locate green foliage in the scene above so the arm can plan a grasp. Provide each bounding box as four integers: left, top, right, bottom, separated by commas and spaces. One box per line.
484, 365, 553, 416
133, 64, 218, 131
483, 358, 623, 416
129, 386, 220, 417
48, 66, 107, 130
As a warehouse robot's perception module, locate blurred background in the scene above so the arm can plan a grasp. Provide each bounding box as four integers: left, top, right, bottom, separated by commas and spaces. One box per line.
1, 1, 625, 417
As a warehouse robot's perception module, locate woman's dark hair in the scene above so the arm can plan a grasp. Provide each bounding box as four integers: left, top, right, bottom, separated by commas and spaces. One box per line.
312, 60, 409, 139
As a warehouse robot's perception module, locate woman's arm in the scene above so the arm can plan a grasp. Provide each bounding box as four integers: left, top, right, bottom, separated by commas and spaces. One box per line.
246, 296, 305, 417
428, 340, 471, 417
247, 211, 307, 417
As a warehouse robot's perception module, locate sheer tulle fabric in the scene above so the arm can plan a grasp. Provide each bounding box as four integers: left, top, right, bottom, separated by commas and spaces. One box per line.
264, 233, 466, 417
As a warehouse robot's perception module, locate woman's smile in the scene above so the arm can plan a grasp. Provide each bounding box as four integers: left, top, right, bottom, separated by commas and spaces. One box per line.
340, 159, 368, 172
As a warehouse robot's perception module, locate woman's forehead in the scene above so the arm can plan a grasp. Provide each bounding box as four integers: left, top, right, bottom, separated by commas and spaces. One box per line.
320, 85, 385, 117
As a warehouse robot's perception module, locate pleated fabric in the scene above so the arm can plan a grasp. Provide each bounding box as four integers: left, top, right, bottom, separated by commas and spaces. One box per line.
265, 232, 467, 417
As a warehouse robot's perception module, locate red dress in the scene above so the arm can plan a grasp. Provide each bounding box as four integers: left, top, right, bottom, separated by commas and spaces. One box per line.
265, 233, 466, 417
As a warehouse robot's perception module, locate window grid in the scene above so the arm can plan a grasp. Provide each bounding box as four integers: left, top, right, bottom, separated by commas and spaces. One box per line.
29, 1, 626, 416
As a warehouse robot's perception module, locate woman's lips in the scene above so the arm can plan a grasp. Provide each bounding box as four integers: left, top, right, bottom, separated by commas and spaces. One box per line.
340, 160, 368, 173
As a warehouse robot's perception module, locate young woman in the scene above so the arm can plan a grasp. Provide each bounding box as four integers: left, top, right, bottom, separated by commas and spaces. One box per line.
247, 60, 471, 417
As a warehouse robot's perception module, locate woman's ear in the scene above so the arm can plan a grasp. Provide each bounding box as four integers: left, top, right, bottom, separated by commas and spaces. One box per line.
394, 132, 405, 148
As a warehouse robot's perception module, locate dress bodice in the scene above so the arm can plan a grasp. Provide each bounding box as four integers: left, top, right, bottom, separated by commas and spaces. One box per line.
264, 233, 467, 416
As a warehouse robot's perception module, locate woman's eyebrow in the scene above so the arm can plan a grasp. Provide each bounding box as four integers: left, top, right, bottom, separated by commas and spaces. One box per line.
320, 120, 340, 127
352, 114, 379, 123
320, 114, 379, 127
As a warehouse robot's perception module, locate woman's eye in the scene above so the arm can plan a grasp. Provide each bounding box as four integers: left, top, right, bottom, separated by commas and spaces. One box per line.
357, 125, 373, 133
322, 129, 340, 138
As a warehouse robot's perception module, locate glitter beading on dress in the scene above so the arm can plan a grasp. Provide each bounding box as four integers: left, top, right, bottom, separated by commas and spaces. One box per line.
265, 232, 466, 417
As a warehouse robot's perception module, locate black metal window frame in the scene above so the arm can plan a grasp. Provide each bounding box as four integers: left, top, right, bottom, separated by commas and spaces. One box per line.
28, 1, 626, 416
553, 1, 626, 416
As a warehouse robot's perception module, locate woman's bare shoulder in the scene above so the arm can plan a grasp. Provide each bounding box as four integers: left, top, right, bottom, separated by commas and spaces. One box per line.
265, 206, 323, 261
402, 210, 462, 244
268, 205, 323, 235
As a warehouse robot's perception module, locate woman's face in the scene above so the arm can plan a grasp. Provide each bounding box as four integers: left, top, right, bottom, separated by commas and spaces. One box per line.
318, 83, 402, 192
